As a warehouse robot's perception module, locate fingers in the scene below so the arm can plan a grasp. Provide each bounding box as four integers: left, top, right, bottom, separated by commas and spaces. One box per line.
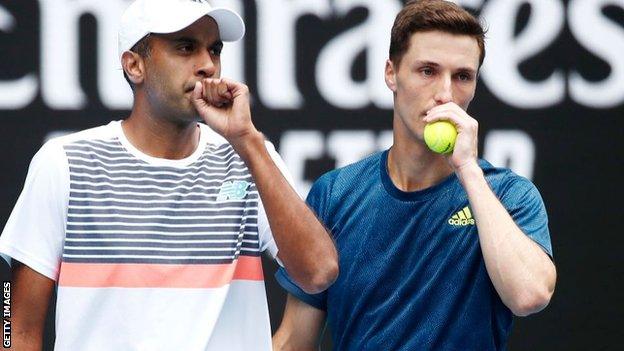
191, 81, 208, 110
423, 103, 478, 134
198, 78, 234, 107
423, 102, 479, 166
192, 81, 202, 100
217, 78, 250, 103
424, 103, 462, 124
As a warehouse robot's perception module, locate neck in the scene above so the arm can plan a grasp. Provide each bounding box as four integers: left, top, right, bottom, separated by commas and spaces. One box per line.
387, 127, 454, 192
122, 96, 200, 160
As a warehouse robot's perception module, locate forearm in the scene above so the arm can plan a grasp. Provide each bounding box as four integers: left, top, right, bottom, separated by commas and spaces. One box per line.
10, 262, 55, 351
232, 132, 338, 293
457, 164, 556, 316
10, 332, 43, 351
273, 330, 318, 351
273, 294, 326, 351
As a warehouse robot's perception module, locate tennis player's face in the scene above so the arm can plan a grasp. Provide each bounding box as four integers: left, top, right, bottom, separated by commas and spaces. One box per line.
385, 30, 480, 144
142, 16, 223, 122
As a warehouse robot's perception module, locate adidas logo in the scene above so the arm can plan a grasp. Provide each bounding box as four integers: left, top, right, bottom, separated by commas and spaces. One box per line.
448, 206, 475, 226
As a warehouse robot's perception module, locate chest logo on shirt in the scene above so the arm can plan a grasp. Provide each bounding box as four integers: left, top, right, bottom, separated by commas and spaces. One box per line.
448, 206, 475, 226
217, 180, 250, 201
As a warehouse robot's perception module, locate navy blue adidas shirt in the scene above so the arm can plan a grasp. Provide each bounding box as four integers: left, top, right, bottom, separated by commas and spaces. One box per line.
276, 150, 552, 351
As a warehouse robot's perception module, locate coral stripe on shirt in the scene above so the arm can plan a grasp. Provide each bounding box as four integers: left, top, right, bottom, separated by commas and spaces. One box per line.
58, 256, 264, 288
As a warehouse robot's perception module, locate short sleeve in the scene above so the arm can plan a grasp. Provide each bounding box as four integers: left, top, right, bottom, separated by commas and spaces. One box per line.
0, 140, 69, 280
499, 175, 553, 258
304, 171, 335, 223
275, 266, 327, 310
256, 140, 298, 260
273, 173, 335, 310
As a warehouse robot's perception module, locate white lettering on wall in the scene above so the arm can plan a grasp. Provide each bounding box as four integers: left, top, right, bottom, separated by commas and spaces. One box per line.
480, 0, 566, 109
315, 0, 400, 109
40, 0, 91, 109
98, 0, 134, 109
256, 0, 332, 109
327, 130, 377, 167
1, 1, 623, 110
483, 130, 535, 179
568, 0, 624, 108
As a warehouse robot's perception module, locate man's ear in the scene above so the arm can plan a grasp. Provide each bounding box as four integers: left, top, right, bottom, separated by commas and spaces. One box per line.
384, 59, 397, 92
121, 51, 146, 86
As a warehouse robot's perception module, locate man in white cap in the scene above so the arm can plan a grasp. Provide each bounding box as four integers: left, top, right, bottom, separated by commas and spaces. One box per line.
0, 0, 338, 350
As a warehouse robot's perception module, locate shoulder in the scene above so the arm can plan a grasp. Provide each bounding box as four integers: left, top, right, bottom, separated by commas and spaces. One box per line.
27, 123, 116, 176
479, 159, 535, 192
27, 123, 122, 175
306, 152, 382, 221
50, 122, 120, 147
308, 151, 383, 204
35, 123, 121, 163
329, 151, 383, 182
313, 151, 383, 192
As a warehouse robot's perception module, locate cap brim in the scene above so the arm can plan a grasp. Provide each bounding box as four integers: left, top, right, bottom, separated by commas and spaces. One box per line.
207, 8, 245, 42
149, 7, 245, 42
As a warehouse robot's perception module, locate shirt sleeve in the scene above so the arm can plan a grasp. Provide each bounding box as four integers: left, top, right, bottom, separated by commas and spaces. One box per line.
275, 266, 327, 310
256, 139, 299, 260
273, 173, 335, 310
0, 139, 69, 280
499, 174, 553, 258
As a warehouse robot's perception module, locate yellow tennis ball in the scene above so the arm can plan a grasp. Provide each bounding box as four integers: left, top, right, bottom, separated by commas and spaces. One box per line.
424, 121, 457, 154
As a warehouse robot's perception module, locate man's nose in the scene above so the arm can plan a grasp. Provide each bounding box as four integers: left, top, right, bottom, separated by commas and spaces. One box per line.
434, 75, 453, 105
195, 51, 217, 78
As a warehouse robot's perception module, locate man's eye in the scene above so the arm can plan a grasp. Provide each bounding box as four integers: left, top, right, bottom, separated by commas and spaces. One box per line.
179, 44, 193, 52
457, 73, 472, 81
421, 68, 433, 76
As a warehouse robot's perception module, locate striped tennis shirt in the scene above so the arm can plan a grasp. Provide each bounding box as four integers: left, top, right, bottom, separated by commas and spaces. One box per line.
0, 120, 291, 350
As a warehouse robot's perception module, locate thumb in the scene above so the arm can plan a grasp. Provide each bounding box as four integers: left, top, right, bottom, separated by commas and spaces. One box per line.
191, 81, 209, 110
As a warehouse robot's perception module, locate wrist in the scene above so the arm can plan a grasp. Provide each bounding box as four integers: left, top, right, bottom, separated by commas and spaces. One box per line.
455, 161, 484, 186
229, 130, 265, 160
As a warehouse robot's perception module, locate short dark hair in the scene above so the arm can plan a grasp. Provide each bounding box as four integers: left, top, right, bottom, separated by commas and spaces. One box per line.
389, 0, 486, 68
123, 35, 151, 91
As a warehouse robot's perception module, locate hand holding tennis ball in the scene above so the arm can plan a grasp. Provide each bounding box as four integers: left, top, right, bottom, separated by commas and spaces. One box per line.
424, 121, 457, 154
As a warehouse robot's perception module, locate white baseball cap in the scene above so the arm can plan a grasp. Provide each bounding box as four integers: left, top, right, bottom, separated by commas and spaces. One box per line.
118, 0, 245, 59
